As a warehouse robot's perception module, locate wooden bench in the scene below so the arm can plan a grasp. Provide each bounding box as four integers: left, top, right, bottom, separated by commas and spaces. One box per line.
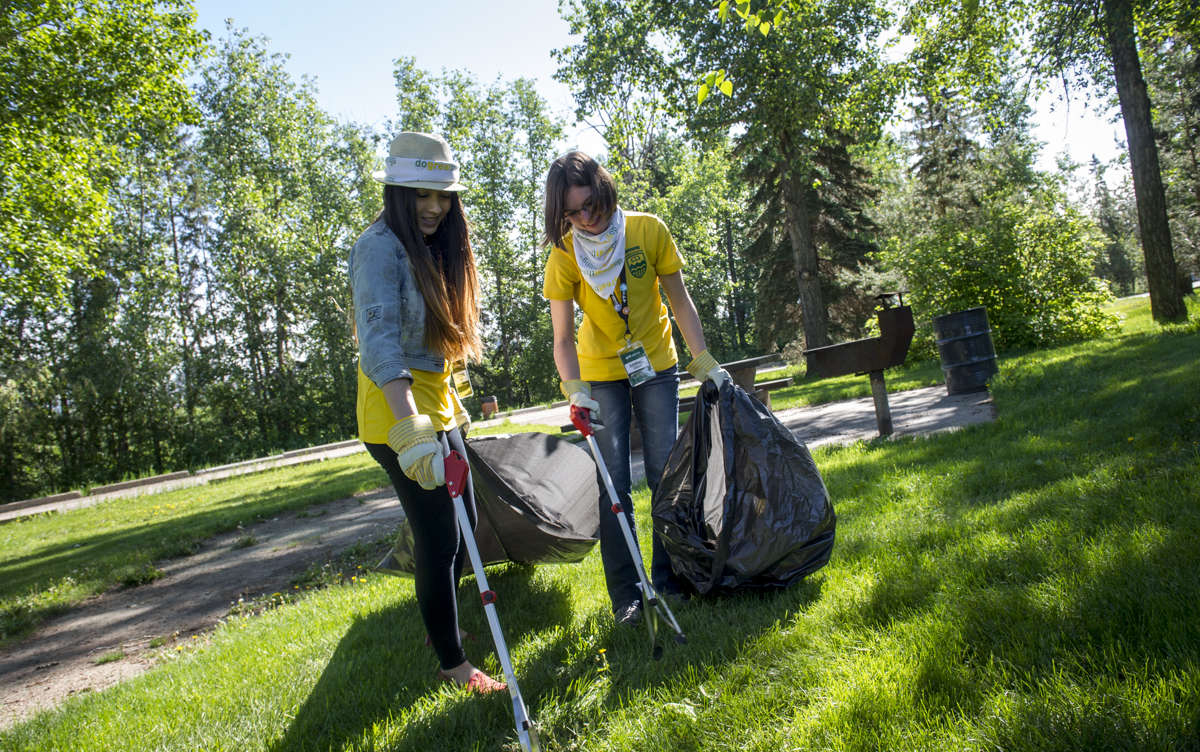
802, 292, 915, 437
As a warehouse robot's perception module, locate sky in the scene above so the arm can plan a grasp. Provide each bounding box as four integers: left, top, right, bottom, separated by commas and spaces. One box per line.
192, 0, 1126, 174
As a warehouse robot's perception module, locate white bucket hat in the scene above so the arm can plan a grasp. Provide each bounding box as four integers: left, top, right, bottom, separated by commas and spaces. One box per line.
372, 132, 467, 191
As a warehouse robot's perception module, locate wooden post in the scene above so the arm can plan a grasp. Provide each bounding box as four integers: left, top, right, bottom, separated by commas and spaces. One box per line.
869, 370, 893, 437
728, 365, 757, 391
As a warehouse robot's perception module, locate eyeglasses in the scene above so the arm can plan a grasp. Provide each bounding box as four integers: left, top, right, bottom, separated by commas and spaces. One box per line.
563, 195, 597, 221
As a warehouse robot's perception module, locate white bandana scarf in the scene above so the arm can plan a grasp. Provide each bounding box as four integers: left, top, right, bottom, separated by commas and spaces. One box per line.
572, 206, 626, 299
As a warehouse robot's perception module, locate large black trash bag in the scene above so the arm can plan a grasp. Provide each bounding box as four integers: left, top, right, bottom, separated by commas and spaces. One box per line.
378, 432, 600, 576
652, 380, 835, 595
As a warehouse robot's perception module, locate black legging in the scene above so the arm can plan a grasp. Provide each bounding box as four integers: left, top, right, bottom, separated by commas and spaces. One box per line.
365, 428, 477, 670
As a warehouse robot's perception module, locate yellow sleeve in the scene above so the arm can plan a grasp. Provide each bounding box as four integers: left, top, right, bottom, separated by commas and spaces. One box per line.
542, 245, 579, 301
649, 215, 684, 276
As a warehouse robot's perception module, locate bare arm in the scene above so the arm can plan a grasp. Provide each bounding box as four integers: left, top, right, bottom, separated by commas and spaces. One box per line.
659, 271, 708, 358
550, 298, 582, 382
380, 378, 418, 421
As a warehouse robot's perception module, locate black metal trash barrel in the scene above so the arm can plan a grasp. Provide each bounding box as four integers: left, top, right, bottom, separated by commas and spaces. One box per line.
933, 307, 998, 394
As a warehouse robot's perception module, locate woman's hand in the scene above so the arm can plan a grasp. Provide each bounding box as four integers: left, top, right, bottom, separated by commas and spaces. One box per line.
686, 350, 731, 388
387, 414, 445, 490
561, 378, 602, 421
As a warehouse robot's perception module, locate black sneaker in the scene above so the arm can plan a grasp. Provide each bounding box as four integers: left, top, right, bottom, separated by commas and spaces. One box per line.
614, 599, 642, 627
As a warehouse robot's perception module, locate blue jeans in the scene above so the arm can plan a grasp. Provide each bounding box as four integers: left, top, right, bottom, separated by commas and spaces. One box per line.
590, 366, 681, 610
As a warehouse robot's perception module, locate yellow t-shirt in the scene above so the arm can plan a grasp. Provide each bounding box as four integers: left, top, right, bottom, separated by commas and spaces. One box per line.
542, 211, 684, 381
356, 362, 462, 443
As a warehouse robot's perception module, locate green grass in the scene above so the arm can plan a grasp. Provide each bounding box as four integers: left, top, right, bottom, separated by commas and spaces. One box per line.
3, 297, 1199, 750
0, 452, 386, 646
472, 420, 563, 437
1104, 291, 1200, 336
0, 420, 565, 645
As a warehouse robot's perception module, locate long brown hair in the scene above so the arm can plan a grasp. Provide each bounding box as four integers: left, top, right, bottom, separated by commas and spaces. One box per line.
542, 151, 618, 249
381, 185, 482, 362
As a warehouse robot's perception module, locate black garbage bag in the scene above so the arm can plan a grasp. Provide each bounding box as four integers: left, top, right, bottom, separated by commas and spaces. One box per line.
378, 432, 600, 575
651, 381, 835, 595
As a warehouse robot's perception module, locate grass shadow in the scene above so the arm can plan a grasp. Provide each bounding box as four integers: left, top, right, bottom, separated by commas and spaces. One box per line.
514, 575, 827, 746
271, 564, 567, 752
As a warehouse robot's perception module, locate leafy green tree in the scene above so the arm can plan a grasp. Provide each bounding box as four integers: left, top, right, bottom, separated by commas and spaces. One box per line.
880, 134, 1118, 351
291, 122, 378, 442
1142, 35, 1200, 285
1089, 158, 1144, 295
556, 0, 898, 351
506, 78, 568, 400
0, 0, 203, 309
390, 56, 438, 134
1, 0, 202, 500
1, 18, 380, 501
195, 25, 372, 457
553, 2, 678, 184
442, 75, 527, 399
902, 0, 1190, 322
885, 191, 1117, 350
1040, 0, 1187, 319
643, 144, 754, 359
1, 114, 206, 498
389, 61, 565, 409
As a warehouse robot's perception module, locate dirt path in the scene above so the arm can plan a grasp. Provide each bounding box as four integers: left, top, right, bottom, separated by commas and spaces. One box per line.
0, 487, 403, 731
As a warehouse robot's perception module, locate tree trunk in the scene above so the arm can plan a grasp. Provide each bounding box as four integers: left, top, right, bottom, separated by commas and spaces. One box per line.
782, 172, 830, 349
1103, 0, 1187, 322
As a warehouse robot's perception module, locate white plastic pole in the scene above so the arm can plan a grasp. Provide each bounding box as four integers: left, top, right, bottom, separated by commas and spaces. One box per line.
444, 449, 539, 752
573, 409, 686, 650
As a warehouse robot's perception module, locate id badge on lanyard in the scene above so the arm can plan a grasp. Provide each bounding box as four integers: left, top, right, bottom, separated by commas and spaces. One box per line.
619, 341, 655, 386
451, 360, 473, 398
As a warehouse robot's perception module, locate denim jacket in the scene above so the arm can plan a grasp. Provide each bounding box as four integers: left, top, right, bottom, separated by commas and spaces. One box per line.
350, 219, 445, 386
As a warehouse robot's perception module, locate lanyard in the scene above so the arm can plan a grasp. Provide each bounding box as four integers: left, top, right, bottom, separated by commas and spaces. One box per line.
608, 267, 631, 342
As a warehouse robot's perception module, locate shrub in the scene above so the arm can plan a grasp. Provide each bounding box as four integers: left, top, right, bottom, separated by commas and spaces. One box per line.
883, 187, 1118, 351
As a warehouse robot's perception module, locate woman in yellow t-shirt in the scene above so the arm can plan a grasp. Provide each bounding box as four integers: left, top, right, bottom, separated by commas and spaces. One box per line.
541, 151, 730, 626
350, 132, 503, 693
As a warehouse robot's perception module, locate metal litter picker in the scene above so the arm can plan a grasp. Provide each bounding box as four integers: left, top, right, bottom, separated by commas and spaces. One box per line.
443, 449, 540, 752
569, 406, 686, 658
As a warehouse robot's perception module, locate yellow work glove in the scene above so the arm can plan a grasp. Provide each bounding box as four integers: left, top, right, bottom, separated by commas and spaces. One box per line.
386, 414, 445, 490
686, 350, 731, 388
561, 378, 601, 420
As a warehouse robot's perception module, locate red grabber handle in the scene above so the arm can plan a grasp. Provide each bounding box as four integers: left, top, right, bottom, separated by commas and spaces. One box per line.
570, 405, 595, 437
444, 450, 470, 498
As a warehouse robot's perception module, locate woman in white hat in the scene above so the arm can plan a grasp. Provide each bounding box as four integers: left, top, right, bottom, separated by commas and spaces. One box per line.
351, 132, 504, 692
541, 151, 729, 626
